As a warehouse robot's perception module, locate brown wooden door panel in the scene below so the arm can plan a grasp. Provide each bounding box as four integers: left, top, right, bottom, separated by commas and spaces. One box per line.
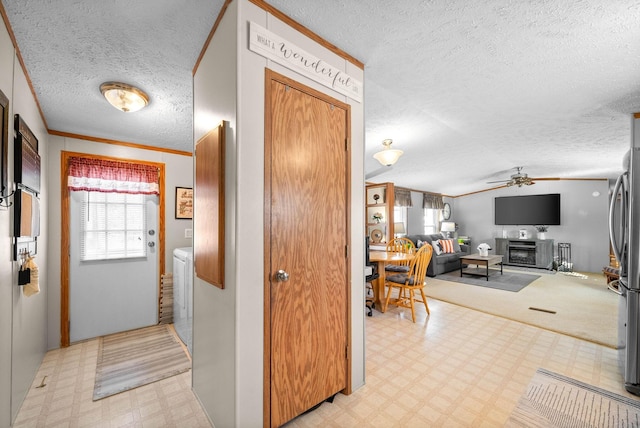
266, 71, 350, 427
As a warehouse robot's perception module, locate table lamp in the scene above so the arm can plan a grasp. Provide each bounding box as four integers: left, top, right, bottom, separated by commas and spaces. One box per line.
394, 222, 406, 237
441, 221, 456, 238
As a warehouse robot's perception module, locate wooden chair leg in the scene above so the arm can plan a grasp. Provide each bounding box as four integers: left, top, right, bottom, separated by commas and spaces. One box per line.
406, 288, 415, 322
383, 282, 393, 313
419, 287, 430, 315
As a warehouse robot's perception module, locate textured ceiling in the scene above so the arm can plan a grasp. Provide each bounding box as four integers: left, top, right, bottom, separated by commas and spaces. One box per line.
2, 0, 223, 152
3, 0, 640, 195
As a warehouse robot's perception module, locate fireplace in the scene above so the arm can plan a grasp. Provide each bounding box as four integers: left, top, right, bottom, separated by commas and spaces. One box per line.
496, 238, 553, 269
508, 243, 536, 265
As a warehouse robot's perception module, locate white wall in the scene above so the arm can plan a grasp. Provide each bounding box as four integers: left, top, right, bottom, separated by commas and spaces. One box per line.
0, 16, 14, 427
453, 180, 609, 272
0, 14, 50, 425
46, 135, 193, 350
192, 1, 365, 426
192, 2, 237, 427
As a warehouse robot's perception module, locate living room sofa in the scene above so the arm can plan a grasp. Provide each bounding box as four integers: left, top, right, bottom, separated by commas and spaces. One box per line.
406, 234, 470, 277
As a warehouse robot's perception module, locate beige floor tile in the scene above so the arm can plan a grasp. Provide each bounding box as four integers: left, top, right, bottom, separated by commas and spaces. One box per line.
14, 295, 637, 427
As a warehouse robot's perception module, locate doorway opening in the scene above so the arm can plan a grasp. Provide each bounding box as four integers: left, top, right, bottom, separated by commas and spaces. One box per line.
60, 151, 166, 347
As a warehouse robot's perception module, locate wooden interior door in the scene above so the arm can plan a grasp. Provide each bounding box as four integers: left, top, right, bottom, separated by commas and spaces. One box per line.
265, 69, 351, 427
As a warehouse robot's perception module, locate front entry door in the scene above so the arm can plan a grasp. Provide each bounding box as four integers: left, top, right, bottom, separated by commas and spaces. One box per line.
69, 192, 159, 342
265, 70, 351, 427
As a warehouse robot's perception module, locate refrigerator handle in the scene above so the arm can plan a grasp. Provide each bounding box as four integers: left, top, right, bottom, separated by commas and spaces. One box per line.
609, 172, 627, 266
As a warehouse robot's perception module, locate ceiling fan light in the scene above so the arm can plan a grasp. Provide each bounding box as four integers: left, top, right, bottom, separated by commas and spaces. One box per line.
373, 139, 403, 166
100, 82, 149, 112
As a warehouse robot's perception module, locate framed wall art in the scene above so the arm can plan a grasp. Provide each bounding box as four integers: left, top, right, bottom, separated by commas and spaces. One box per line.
175, 186, 193, 219
0, 89, 8, 197
14, 114, 40, 194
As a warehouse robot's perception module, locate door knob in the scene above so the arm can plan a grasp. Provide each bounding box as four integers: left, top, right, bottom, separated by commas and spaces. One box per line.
148, 241, 155, 248
274, 269, 289, 282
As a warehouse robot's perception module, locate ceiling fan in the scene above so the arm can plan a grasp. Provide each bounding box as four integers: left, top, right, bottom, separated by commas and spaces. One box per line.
487, 166, 535, 187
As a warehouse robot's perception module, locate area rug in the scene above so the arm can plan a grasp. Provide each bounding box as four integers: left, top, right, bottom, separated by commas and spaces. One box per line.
425, 271, 619, 348
437, 269, 540, 292
507, 368, 640, 427
93, 324, 191, 400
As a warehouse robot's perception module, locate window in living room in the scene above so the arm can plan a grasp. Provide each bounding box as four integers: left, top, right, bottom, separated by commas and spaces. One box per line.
424, 208, 437, 234
394, 206, 407, 232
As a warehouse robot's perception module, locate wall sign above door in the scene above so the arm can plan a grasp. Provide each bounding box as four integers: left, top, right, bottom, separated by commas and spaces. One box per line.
249, 21, 362, 103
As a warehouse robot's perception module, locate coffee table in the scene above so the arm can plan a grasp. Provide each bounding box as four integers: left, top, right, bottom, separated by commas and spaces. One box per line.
460, 254, 503, 281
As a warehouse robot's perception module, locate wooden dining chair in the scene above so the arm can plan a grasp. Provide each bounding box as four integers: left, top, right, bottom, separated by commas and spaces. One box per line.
384, 237, 415, 274
383, 243, 433, 322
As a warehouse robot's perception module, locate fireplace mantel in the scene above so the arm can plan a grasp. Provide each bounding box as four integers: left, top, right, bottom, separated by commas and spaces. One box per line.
495, 238, 555, 269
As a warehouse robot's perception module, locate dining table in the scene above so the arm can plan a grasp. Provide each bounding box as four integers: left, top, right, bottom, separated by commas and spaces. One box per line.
368, 250, 416, 312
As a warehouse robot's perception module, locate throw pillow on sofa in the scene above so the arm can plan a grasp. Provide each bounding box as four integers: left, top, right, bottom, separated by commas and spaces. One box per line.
432, 239, 456, 255
439, 239, 456, 253
431, 240, 442, 255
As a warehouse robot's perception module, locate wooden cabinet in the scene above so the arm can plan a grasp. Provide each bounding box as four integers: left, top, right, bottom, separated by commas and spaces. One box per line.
366, 183, 394, 244
494, 238, 554, 269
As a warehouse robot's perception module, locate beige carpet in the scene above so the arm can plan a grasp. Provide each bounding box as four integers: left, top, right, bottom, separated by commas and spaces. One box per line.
93, 324, 191, 400
507, 368, 640, 427
425, 269, 620, 348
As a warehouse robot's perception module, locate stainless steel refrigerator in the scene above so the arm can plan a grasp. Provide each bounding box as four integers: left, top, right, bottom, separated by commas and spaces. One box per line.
609, 113, 640, 395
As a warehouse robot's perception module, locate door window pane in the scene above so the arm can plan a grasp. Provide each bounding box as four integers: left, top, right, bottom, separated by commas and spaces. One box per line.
79, 191, 147, 260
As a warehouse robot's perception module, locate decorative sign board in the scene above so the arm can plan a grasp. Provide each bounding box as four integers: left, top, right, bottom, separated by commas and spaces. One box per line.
249, 21, 362, 103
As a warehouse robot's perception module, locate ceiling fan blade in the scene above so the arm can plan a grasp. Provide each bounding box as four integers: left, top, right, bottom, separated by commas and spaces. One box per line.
486, 179, 510, 184
365, 166, 393, 180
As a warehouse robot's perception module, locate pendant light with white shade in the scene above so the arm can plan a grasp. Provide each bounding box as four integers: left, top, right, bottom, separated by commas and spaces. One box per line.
373, 139, 403, 166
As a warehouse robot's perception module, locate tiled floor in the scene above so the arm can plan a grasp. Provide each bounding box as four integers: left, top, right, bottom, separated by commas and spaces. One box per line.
12, 337, 211, 428
287, 298, 631, 427
14, 297, 633, 427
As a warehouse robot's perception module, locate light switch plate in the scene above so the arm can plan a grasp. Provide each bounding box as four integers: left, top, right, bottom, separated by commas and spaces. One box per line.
185, 228, 193, 238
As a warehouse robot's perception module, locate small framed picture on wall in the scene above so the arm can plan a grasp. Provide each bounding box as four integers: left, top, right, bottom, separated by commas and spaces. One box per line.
175, 187, 193, 219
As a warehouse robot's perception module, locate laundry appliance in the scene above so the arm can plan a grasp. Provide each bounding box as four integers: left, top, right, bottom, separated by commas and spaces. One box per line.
173, 247, 193, 355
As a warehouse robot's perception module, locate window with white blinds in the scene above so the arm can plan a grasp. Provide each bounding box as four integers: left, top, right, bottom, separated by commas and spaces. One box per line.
80, 191, 147, 260
423, 208, 438, 234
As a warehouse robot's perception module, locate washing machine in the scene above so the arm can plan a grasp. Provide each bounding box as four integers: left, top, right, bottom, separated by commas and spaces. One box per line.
173, 247, 193, 355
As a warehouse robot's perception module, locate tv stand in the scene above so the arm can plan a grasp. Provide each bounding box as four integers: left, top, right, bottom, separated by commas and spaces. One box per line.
494, 238, 554, 269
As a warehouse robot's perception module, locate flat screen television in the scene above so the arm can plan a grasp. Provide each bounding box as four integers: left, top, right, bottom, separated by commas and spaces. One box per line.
495, 193, 561, 225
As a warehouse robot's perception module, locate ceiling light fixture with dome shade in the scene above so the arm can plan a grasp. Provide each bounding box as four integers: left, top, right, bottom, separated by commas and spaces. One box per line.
373, 139, 403, 166
100, 82, 149, 112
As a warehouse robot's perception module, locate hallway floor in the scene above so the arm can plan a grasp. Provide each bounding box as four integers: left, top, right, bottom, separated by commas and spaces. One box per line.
13, 297, 631, 427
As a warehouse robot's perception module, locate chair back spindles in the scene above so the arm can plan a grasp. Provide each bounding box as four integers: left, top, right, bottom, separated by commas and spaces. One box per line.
385, 238, 415, 272
407, 244, 432, 285
383, 243, 433, 322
